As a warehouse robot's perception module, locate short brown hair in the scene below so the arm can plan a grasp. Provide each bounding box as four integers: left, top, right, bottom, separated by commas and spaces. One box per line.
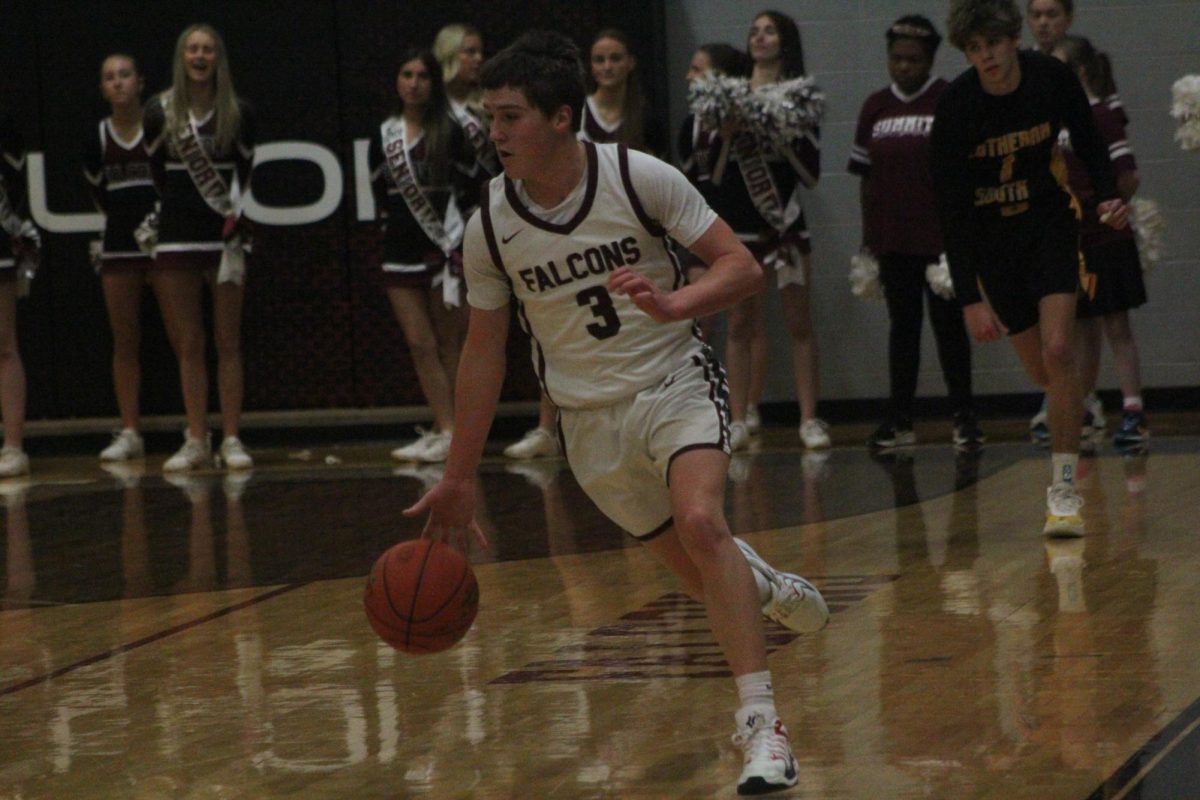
947, 0, 1023, 50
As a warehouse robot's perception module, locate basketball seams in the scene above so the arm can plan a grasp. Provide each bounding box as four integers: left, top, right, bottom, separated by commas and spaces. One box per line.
417, 557, 471, 623
365, 539, 479, 654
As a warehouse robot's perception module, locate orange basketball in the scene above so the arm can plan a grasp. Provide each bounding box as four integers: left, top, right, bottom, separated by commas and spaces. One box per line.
363, 539, 479, 654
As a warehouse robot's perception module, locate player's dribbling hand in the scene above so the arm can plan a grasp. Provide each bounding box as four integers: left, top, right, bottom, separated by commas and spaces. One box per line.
403, 477, 489, 553
1097, 198, 1129, 230
963, 301, 1006, 342
608, 266, 679, 323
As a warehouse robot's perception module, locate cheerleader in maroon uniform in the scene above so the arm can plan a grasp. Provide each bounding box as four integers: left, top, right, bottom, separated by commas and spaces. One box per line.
678, 44, 752, 350
434, 23, 500, 192
369, 49, 475, 463
580, 28, 666, 158
84, 54, 159, 463
1054, 35, 1149, 448
0, 112, 36, 477
143, 24, 256, 472
849, 17, 979, 449
718, 10, 827, 451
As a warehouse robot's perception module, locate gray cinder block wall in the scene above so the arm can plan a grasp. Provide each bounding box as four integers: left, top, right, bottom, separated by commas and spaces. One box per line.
663, 0, 1199, 406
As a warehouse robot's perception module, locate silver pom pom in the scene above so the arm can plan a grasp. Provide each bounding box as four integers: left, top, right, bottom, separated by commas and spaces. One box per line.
739, 76, 826, 143
687, 75, 750, 129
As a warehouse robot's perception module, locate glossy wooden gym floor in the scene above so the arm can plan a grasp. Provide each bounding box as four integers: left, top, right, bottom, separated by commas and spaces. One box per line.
1, 422, 1198, 799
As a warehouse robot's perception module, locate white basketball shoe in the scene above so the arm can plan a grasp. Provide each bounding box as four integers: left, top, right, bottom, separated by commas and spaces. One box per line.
735, 538, 830, 634
732, 707, 799, 795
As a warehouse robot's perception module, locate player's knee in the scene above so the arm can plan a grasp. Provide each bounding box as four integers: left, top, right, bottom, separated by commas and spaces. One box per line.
674, 507, 727, 557
1041, 336, 1074, 370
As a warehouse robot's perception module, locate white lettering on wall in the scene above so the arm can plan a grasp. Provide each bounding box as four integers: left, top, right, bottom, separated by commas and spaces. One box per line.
26, 140, 374, 233
243, 141, 343, 225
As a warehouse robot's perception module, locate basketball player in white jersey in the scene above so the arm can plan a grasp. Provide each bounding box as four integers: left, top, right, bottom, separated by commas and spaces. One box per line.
405, 31, 827, 795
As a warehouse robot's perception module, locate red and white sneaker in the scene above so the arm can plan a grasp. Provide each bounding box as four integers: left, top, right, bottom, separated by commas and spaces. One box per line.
732, 708, 799, 795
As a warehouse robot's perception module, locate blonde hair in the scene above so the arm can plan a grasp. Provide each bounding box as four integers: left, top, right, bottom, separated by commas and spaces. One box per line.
163, 23, 241, 152
434, 23, 485, 113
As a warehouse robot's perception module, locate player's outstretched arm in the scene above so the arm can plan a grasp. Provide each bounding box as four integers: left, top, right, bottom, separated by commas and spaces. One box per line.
403, 304, 510, 551
609, 217, 761, 322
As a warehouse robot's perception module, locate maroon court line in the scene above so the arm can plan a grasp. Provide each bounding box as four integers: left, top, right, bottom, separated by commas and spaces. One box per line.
0, 582, 309, 698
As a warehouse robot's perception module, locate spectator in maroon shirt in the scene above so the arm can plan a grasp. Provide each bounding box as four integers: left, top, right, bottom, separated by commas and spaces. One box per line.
849, 15, 980, 450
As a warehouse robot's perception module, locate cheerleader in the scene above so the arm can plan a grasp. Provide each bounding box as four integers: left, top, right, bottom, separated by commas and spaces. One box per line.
580, 28, 666, 157
716, 10, 828, 451
433, 23, 500, 193
848, 17, 979, 449
0, 112, 36, 478
369, 49, 475, 463
83, 53, 159, 462
143, 23, 256, 471
1055, 35, 1149, 448
678, 43, 752, 365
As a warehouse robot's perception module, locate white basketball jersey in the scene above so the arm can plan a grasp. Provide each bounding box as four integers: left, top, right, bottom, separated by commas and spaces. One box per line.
468, 142, 713, 410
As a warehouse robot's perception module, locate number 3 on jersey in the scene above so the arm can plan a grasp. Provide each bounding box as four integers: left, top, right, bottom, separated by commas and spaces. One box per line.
576, 286, 621, 340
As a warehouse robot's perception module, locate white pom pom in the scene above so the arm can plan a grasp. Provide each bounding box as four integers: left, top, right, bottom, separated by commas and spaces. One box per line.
925, 253, 956, 300
1171, 75, 1200, 152
1129, 197, 1165, 272
849, 251, 883, 301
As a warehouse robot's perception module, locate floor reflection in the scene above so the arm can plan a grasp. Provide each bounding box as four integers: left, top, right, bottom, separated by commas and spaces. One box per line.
0, 436, 1196, 799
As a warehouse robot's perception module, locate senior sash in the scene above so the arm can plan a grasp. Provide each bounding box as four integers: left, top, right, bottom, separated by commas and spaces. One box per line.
449, 100, 499, 177
170, 102, 248, 284
381, 117, 465, 307
731, 132, 806, 286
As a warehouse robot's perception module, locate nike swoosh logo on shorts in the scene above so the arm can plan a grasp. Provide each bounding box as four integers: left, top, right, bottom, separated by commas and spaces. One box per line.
502, 229, 523, 244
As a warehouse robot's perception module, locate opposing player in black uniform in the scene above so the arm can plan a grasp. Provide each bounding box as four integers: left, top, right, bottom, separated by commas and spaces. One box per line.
0, 112, 36, 478
143, 24, 256, 472
370, 49, 476, 464
84, 54, 159, 463
931, 0, 1128, 536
